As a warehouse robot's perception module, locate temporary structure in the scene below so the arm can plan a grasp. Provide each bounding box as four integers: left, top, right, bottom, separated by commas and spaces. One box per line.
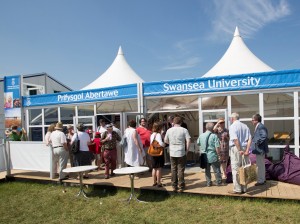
81, 46, 144, 90
203, 27, 274, 78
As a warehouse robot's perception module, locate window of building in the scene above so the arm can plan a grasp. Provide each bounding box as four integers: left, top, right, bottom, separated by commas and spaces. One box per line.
231, 94, 259, 118
44, 107, 58, 125
78, 104, 94, 116
264, 92, 293, 117
60, 106, 75, 124
201, 96, 227, 110
96, 99, 138, 113
28, 108, 43, 125
146, 95, 198, 112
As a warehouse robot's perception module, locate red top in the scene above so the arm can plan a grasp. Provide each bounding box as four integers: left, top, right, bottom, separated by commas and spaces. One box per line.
93, 138, 101, 154
136, 126, 151, 148
88, 138, 101, 154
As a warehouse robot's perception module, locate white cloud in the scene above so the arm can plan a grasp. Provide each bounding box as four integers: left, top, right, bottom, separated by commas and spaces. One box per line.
162, 57, 201, 70
209, 0, 291, 39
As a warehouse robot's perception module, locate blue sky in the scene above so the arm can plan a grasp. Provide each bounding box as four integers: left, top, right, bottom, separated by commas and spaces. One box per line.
0, 0, 299, 90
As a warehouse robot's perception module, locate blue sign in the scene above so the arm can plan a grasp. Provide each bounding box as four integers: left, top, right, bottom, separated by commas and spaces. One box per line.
23, 84, 138, 107
4, 75, 22, 128
143, 70, 300, 96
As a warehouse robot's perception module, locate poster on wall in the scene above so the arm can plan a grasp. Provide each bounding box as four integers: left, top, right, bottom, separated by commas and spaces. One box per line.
4, 75, 22, 130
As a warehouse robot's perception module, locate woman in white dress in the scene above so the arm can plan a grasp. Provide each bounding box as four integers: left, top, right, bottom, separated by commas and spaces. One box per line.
124, 120, 145, 166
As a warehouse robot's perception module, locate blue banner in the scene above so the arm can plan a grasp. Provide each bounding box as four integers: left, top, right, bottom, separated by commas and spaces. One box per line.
143, 69, 300, 96
4, 75, 22, 128
22, 84, 138, 107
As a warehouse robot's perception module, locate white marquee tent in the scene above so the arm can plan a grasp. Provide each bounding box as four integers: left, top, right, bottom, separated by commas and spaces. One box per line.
203, 27, 274, 78
81, 46, 144, 90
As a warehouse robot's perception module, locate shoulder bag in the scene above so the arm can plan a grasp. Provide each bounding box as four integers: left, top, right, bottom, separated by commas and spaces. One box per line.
199, 133, 212, 169
71, 133, 80, 154
148, 133, 164, 157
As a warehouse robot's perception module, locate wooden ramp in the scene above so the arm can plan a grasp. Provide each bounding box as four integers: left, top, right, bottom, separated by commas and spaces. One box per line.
1, 167, 300, 201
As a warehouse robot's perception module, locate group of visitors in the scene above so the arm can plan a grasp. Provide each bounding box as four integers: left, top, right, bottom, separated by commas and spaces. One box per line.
44, 112, 269, 195
198, 112, 269, 194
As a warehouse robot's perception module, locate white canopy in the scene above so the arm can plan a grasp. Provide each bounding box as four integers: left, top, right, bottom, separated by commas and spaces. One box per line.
81, 46, 144, 90
202, 27, 274, 78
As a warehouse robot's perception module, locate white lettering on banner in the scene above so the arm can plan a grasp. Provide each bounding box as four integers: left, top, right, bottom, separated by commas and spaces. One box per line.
57, 90, 119, 102
85, 90, 118, 99
208, 77, 260, 88
163, 77, 260, 93
163, 82, 205, 91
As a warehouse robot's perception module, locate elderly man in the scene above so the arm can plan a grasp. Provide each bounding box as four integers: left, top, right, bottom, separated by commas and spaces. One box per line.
50, 122, 69, 181
251, 114, 269, 186
228, 112, 251, 194
197, 122, 222, 187
164, 116, 191, 193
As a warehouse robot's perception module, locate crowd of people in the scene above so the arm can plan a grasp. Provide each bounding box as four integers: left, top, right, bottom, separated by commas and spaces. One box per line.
43, 112, 268, 194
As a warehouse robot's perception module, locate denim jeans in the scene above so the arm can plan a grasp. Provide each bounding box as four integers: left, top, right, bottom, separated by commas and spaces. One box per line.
205, 161, 222, 186
170, 155, 186, 189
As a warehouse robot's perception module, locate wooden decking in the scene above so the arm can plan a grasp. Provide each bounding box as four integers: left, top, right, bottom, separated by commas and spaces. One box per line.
1, 167, 300, 201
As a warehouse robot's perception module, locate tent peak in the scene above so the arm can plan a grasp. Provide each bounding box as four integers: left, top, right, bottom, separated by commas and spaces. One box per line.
234, 26, 240, 37
118, 46, 124, 55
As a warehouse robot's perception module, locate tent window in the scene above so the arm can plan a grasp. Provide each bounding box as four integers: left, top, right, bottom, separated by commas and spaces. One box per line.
264, 92, 293, 117
28, 109, 43, 125
78, 104, 94, 116
231, 94, 259, 118
60, 106, 75, 124
44, 108, 58, 125
96, 99, 137, 113
146, 96, 198, 112
201, 96, 227, 110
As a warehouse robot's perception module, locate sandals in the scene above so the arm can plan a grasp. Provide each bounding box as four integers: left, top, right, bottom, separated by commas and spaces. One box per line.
152, 183, 157, 186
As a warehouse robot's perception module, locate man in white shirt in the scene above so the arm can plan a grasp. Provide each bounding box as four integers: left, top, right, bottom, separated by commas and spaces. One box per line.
164, 116, 191, 193
228, 112, 251, 194
50, 122, 69, 181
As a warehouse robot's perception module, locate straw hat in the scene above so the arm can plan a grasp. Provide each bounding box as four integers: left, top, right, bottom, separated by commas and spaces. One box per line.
55, 122, 63, 130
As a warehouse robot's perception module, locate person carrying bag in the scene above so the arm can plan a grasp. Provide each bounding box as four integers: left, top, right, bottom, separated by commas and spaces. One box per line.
148, 133, 164, 156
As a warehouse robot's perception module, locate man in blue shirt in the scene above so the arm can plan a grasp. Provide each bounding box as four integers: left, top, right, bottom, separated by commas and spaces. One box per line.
228, 112, 251, 194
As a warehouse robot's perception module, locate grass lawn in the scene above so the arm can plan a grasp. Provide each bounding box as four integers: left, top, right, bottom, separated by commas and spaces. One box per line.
0, 181, 299, 224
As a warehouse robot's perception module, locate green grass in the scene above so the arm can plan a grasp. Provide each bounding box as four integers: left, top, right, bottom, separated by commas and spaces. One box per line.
0, 181, 299, 224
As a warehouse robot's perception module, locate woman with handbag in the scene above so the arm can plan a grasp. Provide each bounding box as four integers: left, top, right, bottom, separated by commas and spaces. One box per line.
149, 122, 165, 187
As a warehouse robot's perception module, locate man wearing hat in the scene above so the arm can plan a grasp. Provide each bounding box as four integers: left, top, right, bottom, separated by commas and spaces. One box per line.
50, 122, 69, 181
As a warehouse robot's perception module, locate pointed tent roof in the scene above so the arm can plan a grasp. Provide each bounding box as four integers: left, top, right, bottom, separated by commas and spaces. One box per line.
81, 46, 144, 90
202, 27, 274, 78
